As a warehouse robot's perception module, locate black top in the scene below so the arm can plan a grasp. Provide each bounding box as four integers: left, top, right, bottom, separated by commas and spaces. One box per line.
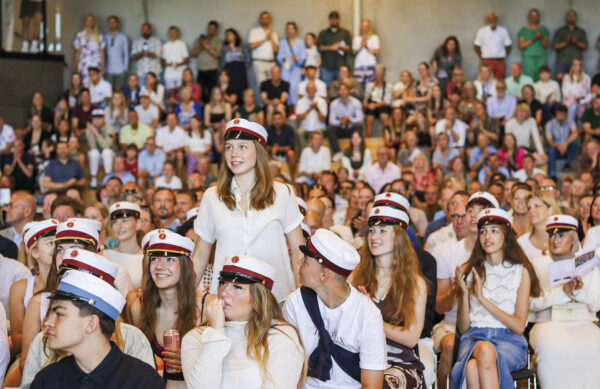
1, 153, 36, 192
266, 124, 295, 150
30, 342, 165, 389
260, 79, 290, 100
414, 246, 437, 338
0, 235, 18, 259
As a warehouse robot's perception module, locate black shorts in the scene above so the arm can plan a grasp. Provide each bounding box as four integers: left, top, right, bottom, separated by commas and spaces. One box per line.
365, 104, 391, 117
20, 0, 43, 18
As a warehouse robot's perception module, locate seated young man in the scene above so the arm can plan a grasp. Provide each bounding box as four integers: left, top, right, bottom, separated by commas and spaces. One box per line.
30, 270, 164, 388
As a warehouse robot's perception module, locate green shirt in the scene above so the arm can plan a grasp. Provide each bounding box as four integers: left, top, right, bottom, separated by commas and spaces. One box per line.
518, 26, 549, 57
317, 27, 352, 70
194, 35, 223, 71
582, 107, 600, 130
504, 74, 534, 99
551, 25, 588, 64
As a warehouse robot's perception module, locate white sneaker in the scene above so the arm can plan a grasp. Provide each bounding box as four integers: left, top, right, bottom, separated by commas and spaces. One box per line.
30, 40, 39, 53
21, 41, 29, 52
90, 176, 97, 189
332, 152, 343, 162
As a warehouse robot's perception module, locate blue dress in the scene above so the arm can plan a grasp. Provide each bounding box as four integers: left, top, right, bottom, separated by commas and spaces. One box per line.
277, 38, 306, 105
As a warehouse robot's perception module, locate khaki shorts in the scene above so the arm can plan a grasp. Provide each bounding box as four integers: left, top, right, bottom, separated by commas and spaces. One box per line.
432, 321, 456, 353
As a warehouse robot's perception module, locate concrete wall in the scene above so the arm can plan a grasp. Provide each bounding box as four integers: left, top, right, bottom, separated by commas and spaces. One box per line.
57, 0, 600, 86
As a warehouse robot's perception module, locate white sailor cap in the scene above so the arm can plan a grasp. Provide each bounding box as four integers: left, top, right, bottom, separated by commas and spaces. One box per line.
141, 229, 171, 253
477, 208, 513, 229
220, 255, 277, 290
55, 218, 101, 251
147, 231, 195, 258
66, 218, 102, 233
468, 191, 499, 209
301, 222, 311, 240
368, 206, 410, 228
60, 248, 119, 286
373, 192, 411, 212
300, 228, 360, 277
186, 207, 199, 222
224, 118, 268, 145
297, 197, 307, 216
24, 219, 59, 249
546, 214, 578, 233
91, 108, 105, 117
54, 270, 125, 321
109, 201, 141, 220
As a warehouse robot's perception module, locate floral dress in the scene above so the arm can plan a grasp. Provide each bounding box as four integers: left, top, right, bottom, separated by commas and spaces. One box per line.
73, 31, 105, 85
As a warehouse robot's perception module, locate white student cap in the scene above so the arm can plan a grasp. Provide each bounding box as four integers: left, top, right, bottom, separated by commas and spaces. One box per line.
54, 218, 101, 251
109, 201, 141, 220
60, 248, 119, 286
468, 191, 499, 209
224, 118, 268, 145
297, 197, 307, 216
220, 255, 277, 290
373, 192, 411, 213
91, 108, 105, 117
24, 219, 59, 249
301, 223, 311, 240
141, 229, 171, 253
300, 228, 360, 277
368, 206, 409, 229
477, 208, 513, 229
54, 270, 125, 321
545, 215, 578, 234
186, 207, 199, 222
147, 231, 195, 258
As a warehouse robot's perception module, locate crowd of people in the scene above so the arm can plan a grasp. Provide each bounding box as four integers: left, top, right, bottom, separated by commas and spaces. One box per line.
0, 5, 599, 389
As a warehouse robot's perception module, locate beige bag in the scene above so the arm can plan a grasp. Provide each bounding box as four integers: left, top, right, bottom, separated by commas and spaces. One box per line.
551, 302, 590, 322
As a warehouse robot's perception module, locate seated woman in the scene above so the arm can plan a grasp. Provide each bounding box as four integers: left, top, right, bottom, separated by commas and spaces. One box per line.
184, 115, 212, 176
453, 208, 540, 389
505, 103, 547, 167
127, 230, 200, 388
173, 87, 203, 131
529, 215, 600, 389
352, 206, 428, 388
517, 190, 560, 261
342, 130, 372, 182
181, 255, 306, 388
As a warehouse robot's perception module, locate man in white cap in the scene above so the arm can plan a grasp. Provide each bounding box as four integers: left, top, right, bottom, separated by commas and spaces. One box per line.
284, 228, 386, 389
29, 270, 163, 388
432, 191, 498, 384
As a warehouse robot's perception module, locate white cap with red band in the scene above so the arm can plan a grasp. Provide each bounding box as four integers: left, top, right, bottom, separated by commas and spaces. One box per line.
546, 214, 578, 232
300, 228, 360, 277
468, 191, 500, 209
221, 255, 277, 290
66, 218, 102, 233
373, 192, 411, 212
224, 118, 268, 145
147, 231, 195, 258
186, 207, 199, 222
24, 219, 59, 249
141, 229, 172, 253
477, 208, 513, 228
301, 223, 311, 239
296, 197, 307, 216
368, 206, 410, 228
61, 248, 119, 286
55, 218, 101, 251
109, 201, 141, 218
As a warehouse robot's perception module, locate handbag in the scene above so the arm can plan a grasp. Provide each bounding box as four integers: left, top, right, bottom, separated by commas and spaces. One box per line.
551, 302, 590, 322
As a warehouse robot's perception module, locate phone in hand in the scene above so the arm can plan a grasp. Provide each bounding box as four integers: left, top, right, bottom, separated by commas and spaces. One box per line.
142, 42, 149, 51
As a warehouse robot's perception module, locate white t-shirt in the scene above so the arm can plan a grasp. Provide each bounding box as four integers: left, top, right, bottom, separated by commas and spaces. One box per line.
89, 79, 113, 105
0, 124, 16, 150
248, 27, 279, 60
154, 175, 183, 190
298, 78, 328, 99
134, 104, 159, 126
283, 285, 387, 389
185, 131, 213, 153
155, 125, 187, 152
435, 119, 467, 148
299, 146, 331, 175
296, 96, 328, 132
434, 239, 471, 323
0, 257, 30, 320
194, 180, 303, 301
473, 25, 512, 59
352, 35, 379, 68
512, 167, 545, 182
582, 225, 600, 252
162, 39, 189, 79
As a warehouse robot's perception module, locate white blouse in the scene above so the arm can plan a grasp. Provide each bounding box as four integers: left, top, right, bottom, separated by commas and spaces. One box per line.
194, 180, 303, 301
185, 131, 213, 153
517, 232, 544, 261
505, 117, 544, 154
181, 321, 304, 389
561, 73, 592, 106
141, 84, 165, 111
352, 35, 379, 69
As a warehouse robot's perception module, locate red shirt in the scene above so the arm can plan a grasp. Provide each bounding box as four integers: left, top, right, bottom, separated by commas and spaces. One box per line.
124, 158, 138, 177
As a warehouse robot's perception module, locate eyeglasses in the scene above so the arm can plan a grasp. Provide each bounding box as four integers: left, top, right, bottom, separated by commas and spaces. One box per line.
5, 202, 24, 209
450, 214, 466, 221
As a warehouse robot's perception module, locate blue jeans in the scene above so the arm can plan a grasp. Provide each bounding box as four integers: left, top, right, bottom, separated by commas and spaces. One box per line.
320, 68, 339, 86
548, 140, 578, 177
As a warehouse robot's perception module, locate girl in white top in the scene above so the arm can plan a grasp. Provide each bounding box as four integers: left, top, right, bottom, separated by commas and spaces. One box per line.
141, 71, 165, 115
342, 130, 372, 181
181, 255, 306, 388
561, 59, 592, 124
517, 190, 560, 261
105, 91, 129, 133
453, 208, 540, 389
473, 64, 496, 101
352, 19, 380, 86
505, 103, 547, 166
529, 215, 600, 389
304, 33, 321, 70
533, 66, 561, 106
184, 115, 213, 176
103, 202, 144, 289
193, 119, 304, 301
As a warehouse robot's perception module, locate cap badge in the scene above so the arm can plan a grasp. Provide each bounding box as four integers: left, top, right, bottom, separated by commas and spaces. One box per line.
234, 119, 240, 124
67, 221, 74, 228
159, 233, 166, 240
51, 220, 58, 224
71, 250, 78, 257
116, 203, 120, 208
485, 209, 491, 214
554, 216, 559, 221
88, 299, 95, 305
386, 193, 391, 197
374, 208, 380, 214
232, 256, 240, 263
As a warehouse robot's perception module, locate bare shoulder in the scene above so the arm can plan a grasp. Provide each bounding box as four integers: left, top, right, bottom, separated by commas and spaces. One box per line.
10, 278, 27, 296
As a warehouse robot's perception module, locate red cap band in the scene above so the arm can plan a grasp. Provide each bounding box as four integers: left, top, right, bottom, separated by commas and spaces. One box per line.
307, 240, 352, 277
225, 127, 266, 145
61, 259, 115, 285
222, 265, 274, 290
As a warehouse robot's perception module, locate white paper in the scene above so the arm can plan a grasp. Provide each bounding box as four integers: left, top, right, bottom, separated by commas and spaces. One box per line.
574, 251, 597, 277
548, 251, 599, 287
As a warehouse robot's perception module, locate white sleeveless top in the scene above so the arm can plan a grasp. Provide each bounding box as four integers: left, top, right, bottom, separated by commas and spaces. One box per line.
39, 292, 51, 325
23, 275, 36, 309
468, 261, 523, 328
103, 249, 144, 289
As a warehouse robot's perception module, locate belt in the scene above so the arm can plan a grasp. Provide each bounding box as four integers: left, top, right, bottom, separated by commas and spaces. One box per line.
482, 57, 505, 61
253, 58, 275, 62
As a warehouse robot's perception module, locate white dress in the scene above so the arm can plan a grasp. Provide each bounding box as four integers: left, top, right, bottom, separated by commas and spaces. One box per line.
529, 252, 600, 389
181, 321, 304, 389
194, 180, 303, 301
103, 249, 144, 289
517, 232, 544, 261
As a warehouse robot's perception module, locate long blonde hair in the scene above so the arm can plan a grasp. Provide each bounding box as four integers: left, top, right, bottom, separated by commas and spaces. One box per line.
527, 190, 561, 235
568, 59, 584, 84
360, 18, 373, 37
352, 225, 423, 327
216, 140, 276, 211
109, 91, 128, 121
83, 15, 101, 45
